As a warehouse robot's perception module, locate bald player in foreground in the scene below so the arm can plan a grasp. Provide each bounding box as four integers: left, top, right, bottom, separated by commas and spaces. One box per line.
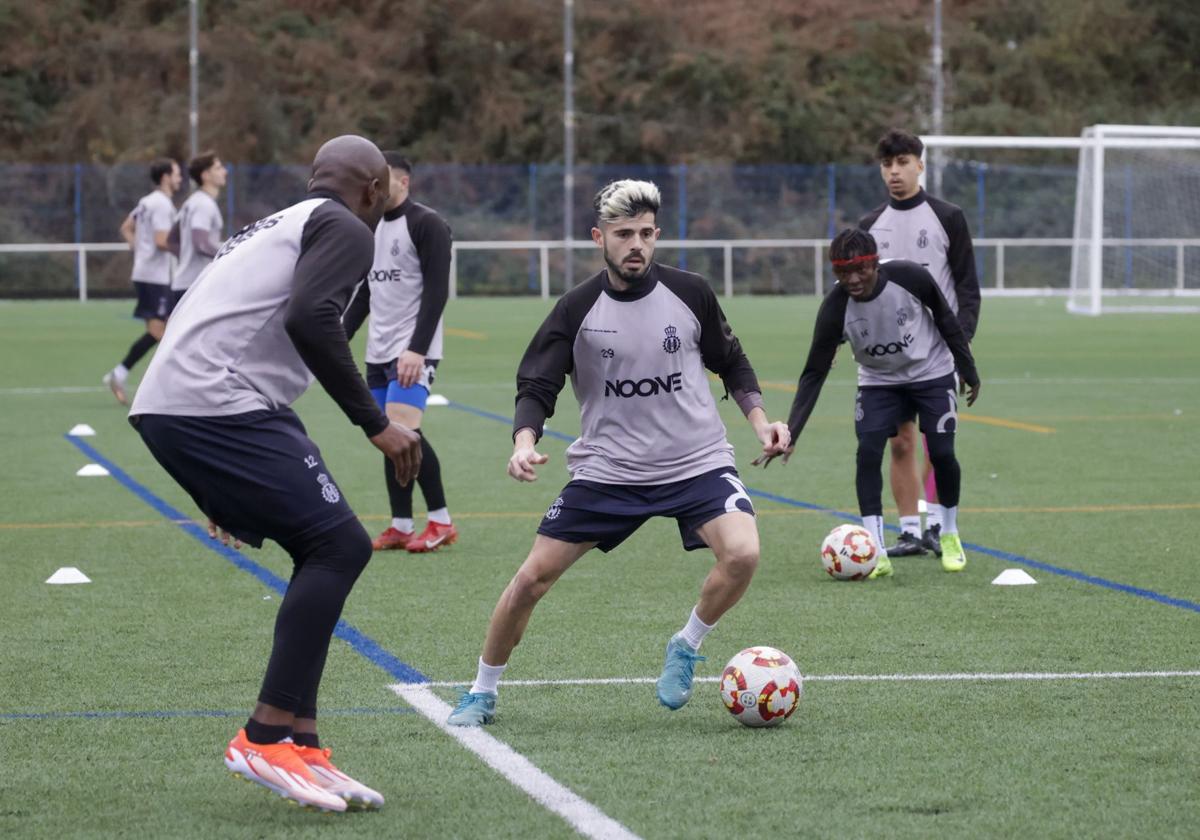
130, 135, 421, 812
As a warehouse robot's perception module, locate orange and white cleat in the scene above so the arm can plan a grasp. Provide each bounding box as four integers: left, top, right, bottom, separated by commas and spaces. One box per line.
223, 729, 347, 812
406, 521, 458, 553
295, 745, 385, 810
372, 526, 413, 551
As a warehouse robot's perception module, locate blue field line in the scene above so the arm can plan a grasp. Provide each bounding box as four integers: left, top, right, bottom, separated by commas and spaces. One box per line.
64, 435, 430, 683
0, 706, 414, 722
445, 401, 1200, 615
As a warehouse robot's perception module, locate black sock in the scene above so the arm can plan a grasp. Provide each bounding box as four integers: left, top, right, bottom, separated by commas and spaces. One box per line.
292, 731, 320, 749
384, 453, 414, 520
244, 719, 292, 745
120, 332, 158, 371
415, 431, 447, 511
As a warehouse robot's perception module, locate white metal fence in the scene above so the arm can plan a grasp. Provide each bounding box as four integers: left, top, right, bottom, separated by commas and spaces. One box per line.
2, 238, 1198, 301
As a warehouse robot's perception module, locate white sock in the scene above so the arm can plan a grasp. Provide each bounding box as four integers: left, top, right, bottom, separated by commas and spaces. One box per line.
899, 515, 921, 538
941, 505, 958, 535
926, 505, 944, 531
113, 364, 129, 381
470, 658, 506, 696
392, 517, 414, 533
862, 515, 887, 557
427, 507, 451, 525
677, 607, 715, 651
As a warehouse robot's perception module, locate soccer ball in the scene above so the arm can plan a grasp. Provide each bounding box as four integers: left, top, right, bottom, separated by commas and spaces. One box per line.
719, 646, 804, 728
820, 524, 878, 580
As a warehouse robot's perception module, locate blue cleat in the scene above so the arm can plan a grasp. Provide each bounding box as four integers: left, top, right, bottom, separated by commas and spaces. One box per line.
447, 690, 496, 727
655, 635, 706, 710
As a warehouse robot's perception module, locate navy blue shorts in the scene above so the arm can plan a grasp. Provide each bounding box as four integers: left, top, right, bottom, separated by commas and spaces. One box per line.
536, 467, 755, 553
132, 281, 173, 321
131, 408, 357, 549
855, 373, 958, 439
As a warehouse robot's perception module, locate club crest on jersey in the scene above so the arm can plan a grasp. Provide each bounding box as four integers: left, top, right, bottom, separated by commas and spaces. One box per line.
662, 325, 681, 354
896, 307, 910, 326
917, 229, 929, 249
390, 239, 401, 258
316, 473, 341, 504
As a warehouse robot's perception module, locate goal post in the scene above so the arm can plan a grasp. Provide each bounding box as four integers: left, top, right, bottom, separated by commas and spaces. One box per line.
921, 127, 1200, 315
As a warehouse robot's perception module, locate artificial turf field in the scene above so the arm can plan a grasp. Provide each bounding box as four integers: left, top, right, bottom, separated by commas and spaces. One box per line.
1, 296, 1197, 839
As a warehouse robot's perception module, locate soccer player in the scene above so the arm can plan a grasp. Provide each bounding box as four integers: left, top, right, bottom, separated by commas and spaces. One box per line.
170, 151, 227, 307
860, 128, 981, 559
343, 152, 456, 554
446, 179, 791, 727
102, 157, 182, 405
129, 136, 422, 812
757, 228, 980, 577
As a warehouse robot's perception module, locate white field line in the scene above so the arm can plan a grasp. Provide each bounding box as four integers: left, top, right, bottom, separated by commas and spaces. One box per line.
413, 669, 1200, 689
391, 683, 641, 840
1, 385, 107, 395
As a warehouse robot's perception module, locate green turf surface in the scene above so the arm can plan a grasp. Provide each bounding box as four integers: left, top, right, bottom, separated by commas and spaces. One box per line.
1, 297, 1198, 839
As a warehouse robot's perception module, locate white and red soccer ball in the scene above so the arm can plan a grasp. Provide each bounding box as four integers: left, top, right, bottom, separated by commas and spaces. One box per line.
719, 646, 804, 727
820, 524, 879, 580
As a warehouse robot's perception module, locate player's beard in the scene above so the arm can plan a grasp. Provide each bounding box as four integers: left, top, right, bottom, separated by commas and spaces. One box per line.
604, 247, 652, 285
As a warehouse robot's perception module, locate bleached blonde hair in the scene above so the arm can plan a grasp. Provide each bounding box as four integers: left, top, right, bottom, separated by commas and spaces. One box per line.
593, 179, 661, 224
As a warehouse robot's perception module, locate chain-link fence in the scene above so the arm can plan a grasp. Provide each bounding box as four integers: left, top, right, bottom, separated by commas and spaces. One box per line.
0, 160, 1078, 297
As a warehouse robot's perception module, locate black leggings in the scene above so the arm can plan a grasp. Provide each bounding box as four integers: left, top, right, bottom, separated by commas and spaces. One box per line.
256, 518, 373, 716
856, 429, 961, 516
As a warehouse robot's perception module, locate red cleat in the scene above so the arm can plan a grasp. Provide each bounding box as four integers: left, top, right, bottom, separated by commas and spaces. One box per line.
406, 521, 458, 553
371, 526, 413, 551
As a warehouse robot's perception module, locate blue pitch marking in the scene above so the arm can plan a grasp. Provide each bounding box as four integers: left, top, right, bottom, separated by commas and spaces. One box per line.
1, 707, 414, 722
64, 435, 430, 683
445, 402, 1200, 615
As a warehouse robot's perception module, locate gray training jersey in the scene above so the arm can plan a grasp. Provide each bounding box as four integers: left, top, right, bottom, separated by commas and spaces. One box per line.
173, 190, 224, 291
130, 190, 175, 285
363, 199, 451, 362
860, 188, 981, 339
513, 264, 764, 485
130, 195, 384, 432
785, 261, 979, 440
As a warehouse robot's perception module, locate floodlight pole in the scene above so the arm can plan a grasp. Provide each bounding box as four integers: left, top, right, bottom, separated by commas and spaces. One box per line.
563, 0, 576, 289
929, 0, 944, 195
188, 0, 199, 158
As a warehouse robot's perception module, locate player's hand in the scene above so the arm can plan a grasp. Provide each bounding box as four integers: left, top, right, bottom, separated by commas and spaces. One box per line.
508, 444, 549, 482
756, 421, 791, 456
370, 421, 422, 485
752, 445, 795, 469
207, 519, 242, 549
961, 376, 981, 408
395, 350, 426, 389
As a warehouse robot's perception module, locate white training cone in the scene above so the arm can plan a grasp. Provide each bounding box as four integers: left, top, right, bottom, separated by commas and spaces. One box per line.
992, 569, 1037, 586
76, 464, 109, 477
46, 567, 91, 585
68, 424, 96, 436
426, 394, 449, 406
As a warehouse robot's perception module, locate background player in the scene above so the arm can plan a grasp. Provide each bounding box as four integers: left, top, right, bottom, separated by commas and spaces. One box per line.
344, 152, 456, 554
170, 151, 227, 307
102, 157, 181, 405
446, 179, 790, 727
129, 135, 421, 813
860, 128, 981, 558
757, 228, 980, 577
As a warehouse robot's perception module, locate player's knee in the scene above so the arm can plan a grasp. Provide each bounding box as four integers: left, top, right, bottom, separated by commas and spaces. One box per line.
889, 429, 917, 460
718, 542, 759, 581
507, 566, 554, 608
147, 321, 165, 341
925, 434, 958, 473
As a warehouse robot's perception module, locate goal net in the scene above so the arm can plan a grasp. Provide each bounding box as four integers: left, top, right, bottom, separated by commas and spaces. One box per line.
1067, 125, 1200, 315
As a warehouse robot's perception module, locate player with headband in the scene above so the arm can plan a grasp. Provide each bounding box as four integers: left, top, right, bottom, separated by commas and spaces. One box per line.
755, 228, 981, 577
